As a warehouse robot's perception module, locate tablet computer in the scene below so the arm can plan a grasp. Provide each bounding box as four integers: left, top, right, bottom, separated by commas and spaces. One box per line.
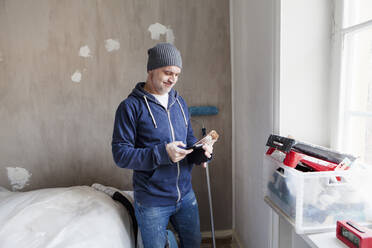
180, 143, 203, 150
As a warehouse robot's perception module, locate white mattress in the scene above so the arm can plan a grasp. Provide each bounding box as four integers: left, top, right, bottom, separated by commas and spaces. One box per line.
0, 185, 139, 248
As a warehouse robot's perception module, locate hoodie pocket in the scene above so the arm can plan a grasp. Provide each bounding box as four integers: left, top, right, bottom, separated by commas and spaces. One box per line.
149, 165, 176, 183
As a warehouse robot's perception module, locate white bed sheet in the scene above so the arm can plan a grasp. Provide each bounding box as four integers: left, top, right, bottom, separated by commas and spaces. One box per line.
0, 185, 138, 248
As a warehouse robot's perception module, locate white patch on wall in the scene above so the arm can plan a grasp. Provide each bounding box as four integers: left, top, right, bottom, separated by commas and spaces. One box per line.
6, 167, 32, 191
0, 52, 3, 62
165, 29, 175, 44
79, 45, 92, 58
104, 39, 120, 52
148, 23, 175, 44
71, 70, 82, 83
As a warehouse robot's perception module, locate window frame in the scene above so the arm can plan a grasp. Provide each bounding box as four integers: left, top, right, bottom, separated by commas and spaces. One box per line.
331, 0, 372, 159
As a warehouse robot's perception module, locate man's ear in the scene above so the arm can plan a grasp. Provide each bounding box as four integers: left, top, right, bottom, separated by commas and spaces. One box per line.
148, 70, 154, 80
146, 71, 153, 82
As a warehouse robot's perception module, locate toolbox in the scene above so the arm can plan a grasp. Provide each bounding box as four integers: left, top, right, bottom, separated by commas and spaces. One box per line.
263, 135, 372, 234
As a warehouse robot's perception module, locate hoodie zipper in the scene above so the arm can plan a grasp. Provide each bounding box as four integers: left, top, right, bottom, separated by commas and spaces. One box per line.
167, 109, 181, 203
142, 90, 182, 203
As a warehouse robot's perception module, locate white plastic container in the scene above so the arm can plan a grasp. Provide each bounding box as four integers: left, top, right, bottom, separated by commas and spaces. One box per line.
263, 154, 372, 234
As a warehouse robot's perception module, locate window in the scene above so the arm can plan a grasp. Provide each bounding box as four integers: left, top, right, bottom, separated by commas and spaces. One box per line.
337, 0, 372, 163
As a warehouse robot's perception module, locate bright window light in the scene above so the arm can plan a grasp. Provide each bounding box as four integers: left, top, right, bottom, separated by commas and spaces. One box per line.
339, 1, 372, 163
343, 0, 372, 28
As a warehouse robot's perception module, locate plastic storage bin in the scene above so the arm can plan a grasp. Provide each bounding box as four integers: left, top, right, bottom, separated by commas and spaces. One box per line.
263, 154, 372, 234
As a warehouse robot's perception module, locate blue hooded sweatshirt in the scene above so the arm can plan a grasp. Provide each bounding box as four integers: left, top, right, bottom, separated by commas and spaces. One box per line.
112, 82, 198, 207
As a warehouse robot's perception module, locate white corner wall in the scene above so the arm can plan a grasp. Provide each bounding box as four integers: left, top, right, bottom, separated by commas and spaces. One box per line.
231, 0, 277, 247
278, 1, 332, 247
280, 0, 332, 147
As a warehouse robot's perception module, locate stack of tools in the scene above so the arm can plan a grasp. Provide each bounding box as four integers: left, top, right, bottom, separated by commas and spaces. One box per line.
266, 134, 357, 173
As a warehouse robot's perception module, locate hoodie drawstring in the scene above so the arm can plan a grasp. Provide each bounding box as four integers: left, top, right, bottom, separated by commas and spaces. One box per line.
176, 98, 188, 127
143, 96, 158, 128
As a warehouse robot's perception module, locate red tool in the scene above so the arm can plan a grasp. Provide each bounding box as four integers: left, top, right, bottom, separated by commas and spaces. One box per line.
266, 135, 356, 172
337, 220, 372, 248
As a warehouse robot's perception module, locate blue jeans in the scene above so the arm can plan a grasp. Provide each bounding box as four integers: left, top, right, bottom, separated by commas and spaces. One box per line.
134, 190, 201, 248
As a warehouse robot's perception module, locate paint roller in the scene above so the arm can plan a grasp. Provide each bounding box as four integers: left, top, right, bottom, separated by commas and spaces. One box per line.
189, 106, 219, 117
189, 105, 218, 248
189, 106, 218, 137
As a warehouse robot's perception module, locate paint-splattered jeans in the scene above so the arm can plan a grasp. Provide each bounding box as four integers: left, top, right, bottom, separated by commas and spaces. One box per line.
134, 190, 201, 248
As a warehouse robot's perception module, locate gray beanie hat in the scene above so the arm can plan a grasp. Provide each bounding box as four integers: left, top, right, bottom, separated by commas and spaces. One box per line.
147, 43, 182, 71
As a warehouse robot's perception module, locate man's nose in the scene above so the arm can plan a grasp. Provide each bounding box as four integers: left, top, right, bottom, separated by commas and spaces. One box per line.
169, 75, 177, 83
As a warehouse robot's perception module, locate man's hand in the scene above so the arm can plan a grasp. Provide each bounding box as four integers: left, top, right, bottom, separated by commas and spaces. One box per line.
166, 141, 193, 163
202, 144, 213, 168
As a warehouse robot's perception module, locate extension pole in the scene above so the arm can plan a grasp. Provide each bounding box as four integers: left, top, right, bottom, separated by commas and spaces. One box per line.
205, 163, 216, 248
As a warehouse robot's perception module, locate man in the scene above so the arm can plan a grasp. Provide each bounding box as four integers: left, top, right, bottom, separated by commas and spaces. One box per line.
112, 43, 213, 248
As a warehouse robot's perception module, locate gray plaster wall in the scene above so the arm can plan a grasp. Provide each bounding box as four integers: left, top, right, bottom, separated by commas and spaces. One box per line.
0, 0, 231, 231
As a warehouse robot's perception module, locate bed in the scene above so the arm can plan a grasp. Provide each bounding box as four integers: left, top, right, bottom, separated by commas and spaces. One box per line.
0, 184, 142, 248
